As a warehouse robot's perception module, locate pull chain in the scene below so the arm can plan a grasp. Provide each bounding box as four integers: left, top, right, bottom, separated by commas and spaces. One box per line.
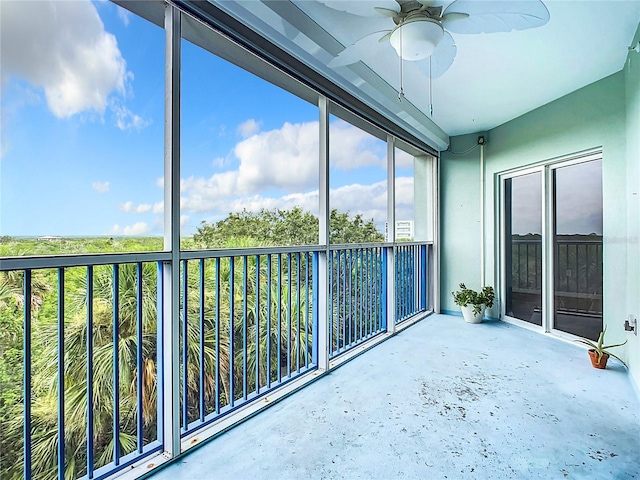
398, 25, 404, 101
429, 56, 433, 116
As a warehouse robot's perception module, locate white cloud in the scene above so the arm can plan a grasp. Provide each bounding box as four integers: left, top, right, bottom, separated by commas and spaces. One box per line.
152, 202, 164, 214
92, 181, 110, 193
235, 121, 319, 194
111, 100, 152, 131
330, 119, 385, 170
1, 1, 126, 117
110, 222, 150, 236
395, 149, 414, 169
116, 6, 132, 26
0, 0, 148, 130
329, 180, 389, 223
119, 201, 151, 213
237, 119, 262, 138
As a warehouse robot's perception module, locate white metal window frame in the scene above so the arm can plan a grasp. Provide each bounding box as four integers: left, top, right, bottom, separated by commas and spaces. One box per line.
497, 148, 603, 342
99, 2, 441, 479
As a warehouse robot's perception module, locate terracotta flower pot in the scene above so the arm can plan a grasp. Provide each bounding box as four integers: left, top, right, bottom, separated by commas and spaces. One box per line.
588, 349, 609, 369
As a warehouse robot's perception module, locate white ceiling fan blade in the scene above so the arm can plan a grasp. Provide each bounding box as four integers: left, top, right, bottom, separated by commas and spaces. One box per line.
443, 0, 550, 34
316, 0, 399, 18
379, 31, 393, 43
415, 31, 457, 79
328, 30, 393, 68
441, 12, 469, 26
417, 0, 451, 7
431, 31, 456, 78
374, 7, 399, 18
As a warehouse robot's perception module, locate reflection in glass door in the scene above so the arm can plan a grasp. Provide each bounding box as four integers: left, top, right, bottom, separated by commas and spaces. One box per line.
553, 160, 603, 340
504, 172, 543, 325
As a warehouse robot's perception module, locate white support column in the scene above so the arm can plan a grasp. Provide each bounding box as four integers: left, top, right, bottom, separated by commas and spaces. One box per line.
432, 154, 441, 313
162, 4, 181, 458
317, 96, 330, 371
542, 166, 553, 334
415, 154, 438, 312
386, 135, 396, 333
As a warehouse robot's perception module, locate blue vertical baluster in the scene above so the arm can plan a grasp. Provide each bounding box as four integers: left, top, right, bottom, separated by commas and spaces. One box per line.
229, 257, 235, 408
113, 264, 120, 466
242, 256, 248, 401
86, 267, 94, 477
136, 263, 144, 453
266, 255, 272, 389
58, 268, 66, 480
199, 259, 205, 422
365, 249, 370, 337
400, 248, 404, 320
340, 251, 345, 351
354, 249, 358, 343
359, 249, 363, 342
421, 245, 427, 311
215, 258, 220, 414
399, 247, 404, 320
181, 261, 188, 431
255, 255, 260, 394
348, 249, 353, 346
330, 250, 335, 355
277, 254, 282, 384
296, 252, 301, 373
24, 270, 32, 480
382, 250, 387, 329
305, 252, 309, 368
287, 253, 292, 378
372, 249, 376, 333
156, 262, 164, 444
312, 252, 319, 366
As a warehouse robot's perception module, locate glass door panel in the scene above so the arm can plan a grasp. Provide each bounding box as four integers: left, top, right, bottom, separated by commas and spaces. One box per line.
505, 172, 543, 325
553, 160, 603, 340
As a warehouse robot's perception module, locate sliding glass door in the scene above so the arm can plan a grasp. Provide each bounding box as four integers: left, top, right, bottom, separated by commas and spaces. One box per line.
504, 172, 543, 325
501, 153, 603, 340
553, 160, 603, 340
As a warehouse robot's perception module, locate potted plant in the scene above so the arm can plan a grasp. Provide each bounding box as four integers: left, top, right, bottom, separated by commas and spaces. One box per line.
575, 328, 627, 369
451, 283, 495, 324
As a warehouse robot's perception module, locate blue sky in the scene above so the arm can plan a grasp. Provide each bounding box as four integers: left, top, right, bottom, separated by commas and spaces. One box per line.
0, 0, 415, 238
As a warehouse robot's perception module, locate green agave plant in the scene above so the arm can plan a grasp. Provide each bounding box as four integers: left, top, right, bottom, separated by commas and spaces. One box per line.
575, 327, 627, 366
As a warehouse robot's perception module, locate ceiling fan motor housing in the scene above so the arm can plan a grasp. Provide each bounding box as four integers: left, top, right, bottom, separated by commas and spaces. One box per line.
390, 17, 445, 61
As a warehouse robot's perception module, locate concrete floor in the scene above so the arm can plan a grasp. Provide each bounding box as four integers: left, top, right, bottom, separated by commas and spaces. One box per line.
151, 314, 640, 480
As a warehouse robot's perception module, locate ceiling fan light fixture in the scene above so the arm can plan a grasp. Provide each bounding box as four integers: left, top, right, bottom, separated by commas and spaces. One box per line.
389, 17, 444, 61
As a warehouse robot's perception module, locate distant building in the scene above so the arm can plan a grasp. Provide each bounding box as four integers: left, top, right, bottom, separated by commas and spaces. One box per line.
385, 220, 414, 241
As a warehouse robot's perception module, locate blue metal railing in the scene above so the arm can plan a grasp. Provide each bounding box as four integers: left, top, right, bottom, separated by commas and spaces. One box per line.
395, 244, 428, 324
178, 248, 319, 436
1, 241, 432, 480
1, 254, 167, 480
328, 245, 386, 358
511, 237, 603, 314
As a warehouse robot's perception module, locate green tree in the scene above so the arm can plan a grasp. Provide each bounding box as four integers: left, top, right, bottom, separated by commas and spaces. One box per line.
193, 207, 383, 248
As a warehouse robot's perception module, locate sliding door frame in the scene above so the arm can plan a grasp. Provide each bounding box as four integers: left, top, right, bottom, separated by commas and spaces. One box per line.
498, 148, 603, 340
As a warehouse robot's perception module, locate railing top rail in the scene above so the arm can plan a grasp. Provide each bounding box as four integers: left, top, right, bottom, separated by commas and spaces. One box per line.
327, 241, 432, 251
0, 251, 171, 271
512, 238, 602, 245
392, 241, 433, 247
180, 244, 322, 260
329, 242, 392, 250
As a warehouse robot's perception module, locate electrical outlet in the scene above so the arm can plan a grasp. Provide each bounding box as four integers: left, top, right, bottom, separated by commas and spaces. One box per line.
624, 315, 637, 335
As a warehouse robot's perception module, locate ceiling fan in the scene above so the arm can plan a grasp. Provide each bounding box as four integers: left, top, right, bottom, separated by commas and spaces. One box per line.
321, 0, 550, 79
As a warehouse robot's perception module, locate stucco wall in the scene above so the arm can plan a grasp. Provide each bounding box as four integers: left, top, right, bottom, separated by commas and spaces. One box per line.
625, 23, 640, 394
441, 54, 639, 392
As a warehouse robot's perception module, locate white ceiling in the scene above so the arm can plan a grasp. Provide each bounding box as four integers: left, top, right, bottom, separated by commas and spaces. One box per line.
212, 0, 640, 149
